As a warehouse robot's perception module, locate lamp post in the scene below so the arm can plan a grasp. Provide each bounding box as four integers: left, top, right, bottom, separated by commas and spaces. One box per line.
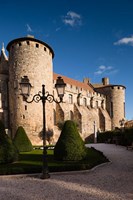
94, 121, 97, 143
20, 76, 66, 179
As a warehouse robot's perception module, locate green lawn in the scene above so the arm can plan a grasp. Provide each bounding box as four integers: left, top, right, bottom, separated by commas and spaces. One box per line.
0, 147, 109, 175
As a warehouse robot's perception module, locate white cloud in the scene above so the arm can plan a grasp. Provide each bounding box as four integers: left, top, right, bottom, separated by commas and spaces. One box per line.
94, 65, 117, 75
55, 27, 61, 32
62, 11, 82, 27
26, 24, 33, 32
99, 65, 106, 70
95, 70, 103, 75
114, 35, 133, 46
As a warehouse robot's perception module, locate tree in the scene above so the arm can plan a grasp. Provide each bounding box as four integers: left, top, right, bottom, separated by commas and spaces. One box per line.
54, 120, 87, 161
0, 121, 18, 164
38, 128, 54, 145
13, 126, 33, 152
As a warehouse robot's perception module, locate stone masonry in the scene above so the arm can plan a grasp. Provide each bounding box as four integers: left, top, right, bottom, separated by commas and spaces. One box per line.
0, 36, 126, 145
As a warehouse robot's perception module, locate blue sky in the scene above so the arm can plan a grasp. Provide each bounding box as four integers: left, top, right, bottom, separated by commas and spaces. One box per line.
0, 0, 133, 120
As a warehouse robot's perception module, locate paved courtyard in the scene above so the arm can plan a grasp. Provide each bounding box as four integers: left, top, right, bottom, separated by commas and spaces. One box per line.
0, 144, 133, 200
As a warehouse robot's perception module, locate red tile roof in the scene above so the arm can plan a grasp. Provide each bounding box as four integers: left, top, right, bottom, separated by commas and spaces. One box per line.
93, 84, 126, 89
53, 73, 94, 92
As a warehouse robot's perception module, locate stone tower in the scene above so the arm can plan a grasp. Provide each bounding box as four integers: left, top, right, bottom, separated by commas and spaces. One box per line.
94, 78, 126, 129
106, 85, 125, 129
6, 36, 54, 144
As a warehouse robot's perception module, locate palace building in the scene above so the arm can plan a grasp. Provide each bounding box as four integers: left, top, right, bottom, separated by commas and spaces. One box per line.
0, 36, 126, 144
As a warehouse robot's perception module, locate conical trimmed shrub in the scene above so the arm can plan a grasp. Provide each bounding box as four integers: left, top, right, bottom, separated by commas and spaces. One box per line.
54, 120, 87, 161
13, 126, 33, 152
0, 121, 18, 164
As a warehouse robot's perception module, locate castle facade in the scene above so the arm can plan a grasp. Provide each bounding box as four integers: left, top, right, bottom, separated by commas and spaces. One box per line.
0, 36, 126, 144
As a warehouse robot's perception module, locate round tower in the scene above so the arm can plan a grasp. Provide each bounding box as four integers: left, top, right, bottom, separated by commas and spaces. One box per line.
94, 80, 126, 130
6, 36, 54, 144
109, 85, 126, 129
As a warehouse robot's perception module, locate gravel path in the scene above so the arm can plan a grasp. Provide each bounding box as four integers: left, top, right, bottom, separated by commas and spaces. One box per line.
0, 144, 133, 200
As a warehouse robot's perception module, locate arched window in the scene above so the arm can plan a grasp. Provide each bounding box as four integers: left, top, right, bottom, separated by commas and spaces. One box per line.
53, 109, 56, 125
101, 100, 104, 109
83, 98, 87, 106
69, 94, 73, 104
96, 101, 98, 108
90, 97, 94, 108
70, 110, 74, 120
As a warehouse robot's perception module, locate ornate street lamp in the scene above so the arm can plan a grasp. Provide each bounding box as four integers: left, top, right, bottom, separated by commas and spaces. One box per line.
20, 76, 32, 100
93, 121, 97, 143
20, 76, 66, 179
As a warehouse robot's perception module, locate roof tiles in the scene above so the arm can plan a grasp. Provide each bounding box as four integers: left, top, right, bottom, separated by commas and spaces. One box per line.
53, 73, 94, 92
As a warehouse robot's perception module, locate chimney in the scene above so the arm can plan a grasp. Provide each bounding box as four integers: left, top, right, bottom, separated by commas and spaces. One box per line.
83, 78, 91, 84
102, 77, 109, 85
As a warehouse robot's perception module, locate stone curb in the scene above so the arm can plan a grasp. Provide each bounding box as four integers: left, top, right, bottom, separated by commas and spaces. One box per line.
0, 160, 111, 179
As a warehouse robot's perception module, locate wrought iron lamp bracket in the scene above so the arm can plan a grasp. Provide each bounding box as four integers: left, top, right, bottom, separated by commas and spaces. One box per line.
23, 91, 62, 104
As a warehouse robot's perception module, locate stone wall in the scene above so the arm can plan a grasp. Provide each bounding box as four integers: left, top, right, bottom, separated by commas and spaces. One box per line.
95, 85, 125, 129
7, 37, 54, 145
53, 81, 111, 142
0, 36, 126, 145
